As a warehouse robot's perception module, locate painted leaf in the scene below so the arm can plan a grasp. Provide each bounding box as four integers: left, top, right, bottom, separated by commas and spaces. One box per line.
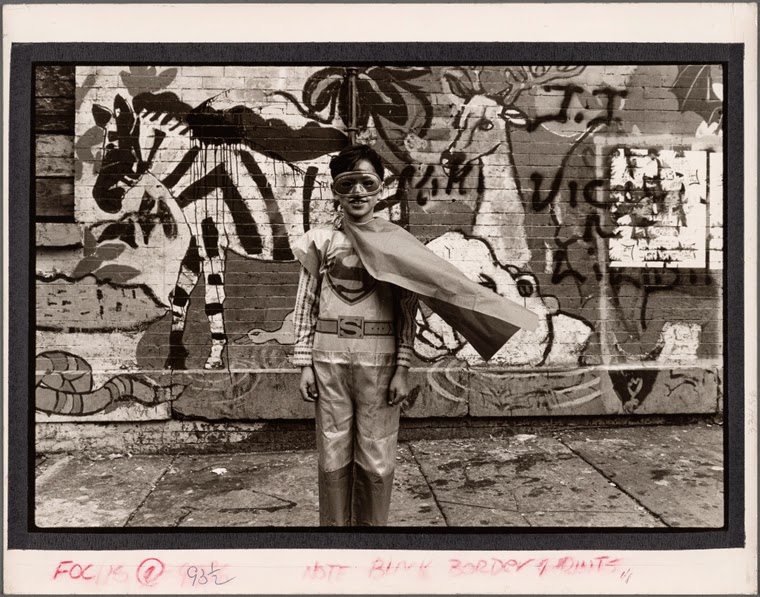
92, 264, 141, 284
92, 103, 113, 128
671, 65, 723, 124
72, 255, 104, 278
121, 66, 156, 80
98, 222, 137, 249
93, 242, 127, 262
83, 228, 97, 257
121, 66, 179, 95
75, 73, 98, 112
157, 68, 178, 87
74, 125, 106, 182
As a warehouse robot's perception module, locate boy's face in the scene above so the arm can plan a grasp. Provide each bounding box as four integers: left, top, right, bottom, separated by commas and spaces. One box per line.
332, 159, 383, 224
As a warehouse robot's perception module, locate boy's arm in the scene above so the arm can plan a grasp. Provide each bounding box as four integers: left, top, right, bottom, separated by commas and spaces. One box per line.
396, 287, 419, 369
293, 264, 320, 368
388, 287, 418, 406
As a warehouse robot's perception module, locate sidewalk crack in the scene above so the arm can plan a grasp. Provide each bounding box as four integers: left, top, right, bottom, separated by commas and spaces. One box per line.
434, 498, 535, 526
438, 498, 521, 513
509, 489, 533, 527
556, 438, 670, 527
125, 453, 180, 527
407, 443, 450, 527
220, 489, 297, 514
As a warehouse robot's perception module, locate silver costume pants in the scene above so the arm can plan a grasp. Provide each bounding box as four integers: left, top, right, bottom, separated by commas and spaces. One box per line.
312, 350, 400, 526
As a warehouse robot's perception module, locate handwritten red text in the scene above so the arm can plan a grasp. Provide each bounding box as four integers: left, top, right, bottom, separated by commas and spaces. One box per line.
369, 558, 432, 580
136, 557, 166, 587
449, 556, 626, 579
303, 561, 350, 582
53, 561, 95, 581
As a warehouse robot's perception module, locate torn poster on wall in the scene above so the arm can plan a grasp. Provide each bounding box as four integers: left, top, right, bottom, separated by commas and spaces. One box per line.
608, 147, 716, 269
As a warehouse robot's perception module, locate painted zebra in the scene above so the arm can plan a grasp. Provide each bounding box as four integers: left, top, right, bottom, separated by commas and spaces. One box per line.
90, 92, 343, 369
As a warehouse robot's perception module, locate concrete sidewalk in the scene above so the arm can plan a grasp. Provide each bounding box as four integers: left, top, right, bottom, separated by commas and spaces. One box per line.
35, 422, 723, 528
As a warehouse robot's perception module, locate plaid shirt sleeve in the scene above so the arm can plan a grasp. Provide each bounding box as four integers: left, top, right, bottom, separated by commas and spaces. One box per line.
396, 287, 419, 368
292, 265, 320, 367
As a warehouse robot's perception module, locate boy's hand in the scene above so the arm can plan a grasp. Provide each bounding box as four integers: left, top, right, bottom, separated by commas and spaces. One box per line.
299, 366, 319, 402
388, 367, 410, 406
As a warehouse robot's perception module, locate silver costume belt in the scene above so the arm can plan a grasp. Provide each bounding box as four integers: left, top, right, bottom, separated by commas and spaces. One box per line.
316, 317, 395, 339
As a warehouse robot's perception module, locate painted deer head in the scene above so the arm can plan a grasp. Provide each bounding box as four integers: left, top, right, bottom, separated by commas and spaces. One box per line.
440, 66, 584, 178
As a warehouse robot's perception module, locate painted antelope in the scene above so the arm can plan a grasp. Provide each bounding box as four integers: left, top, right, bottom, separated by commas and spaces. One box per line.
90, 92, 339, 369
439, 66, 584, 267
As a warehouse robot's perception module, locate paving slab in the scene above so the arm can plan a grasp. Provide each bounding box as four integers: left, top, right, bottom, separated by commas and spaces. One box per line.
524, 511, 663, 527
128, 447, 444, 527
409, 436, 662, 527
557, 424, 723, 527
36, 455, 173, 527
389, 445, 446, 527
128, 452, 321, 527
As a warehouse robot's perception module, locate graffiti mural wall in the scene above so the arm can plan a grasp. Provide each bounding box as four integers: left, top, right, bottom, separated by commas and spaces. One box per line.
35, 64, 723, 422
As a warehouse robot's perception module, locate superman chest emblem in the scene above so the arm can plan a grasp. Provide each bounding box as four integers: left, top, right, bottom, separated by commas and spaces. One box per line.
325, 246, 377, 305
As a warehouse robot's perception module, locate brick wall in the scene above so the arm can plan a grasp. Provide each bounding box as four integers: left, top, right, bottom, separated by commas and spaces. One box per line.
35, 64, 723, 430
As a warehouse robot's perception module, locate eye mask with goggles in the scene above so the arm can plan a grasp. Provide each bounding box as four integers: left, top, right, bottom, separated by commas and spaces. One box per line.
332, 171, 383, 198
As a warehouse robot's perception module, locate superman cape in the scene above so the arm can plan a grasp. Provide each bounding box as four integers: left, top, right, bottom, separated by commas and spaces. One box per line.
294, 217, 539, 362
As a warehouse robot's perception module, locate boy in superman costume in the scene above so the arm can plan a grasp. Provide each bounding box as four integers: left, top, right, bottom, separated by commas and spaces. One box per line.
292, 145, 538, 526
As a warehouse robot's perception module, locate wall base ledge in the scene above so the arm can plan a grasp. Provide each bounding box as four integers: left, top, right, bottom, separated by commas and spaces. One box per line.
36, 412, 723, 456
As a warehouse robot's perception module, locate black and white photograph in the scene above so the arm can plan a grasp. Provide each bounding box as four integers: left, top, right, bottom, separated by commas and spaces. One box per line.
4, 2, 756, 595
32, 59, 727, 528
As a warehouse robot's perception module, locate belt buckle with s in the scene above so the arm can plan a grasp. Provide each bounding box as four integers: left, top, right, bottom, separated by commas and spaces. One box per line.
337, 316, 364, 338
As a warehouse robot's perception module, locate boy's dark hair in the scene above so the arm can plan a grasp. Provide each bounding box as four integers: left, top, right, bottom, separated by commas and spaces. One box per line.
329, 144, 385, 180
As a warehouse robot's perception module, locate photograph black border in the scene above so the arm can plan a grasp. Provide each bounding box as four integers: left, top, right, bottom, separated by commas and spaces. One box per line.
9, 41, 744, 551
